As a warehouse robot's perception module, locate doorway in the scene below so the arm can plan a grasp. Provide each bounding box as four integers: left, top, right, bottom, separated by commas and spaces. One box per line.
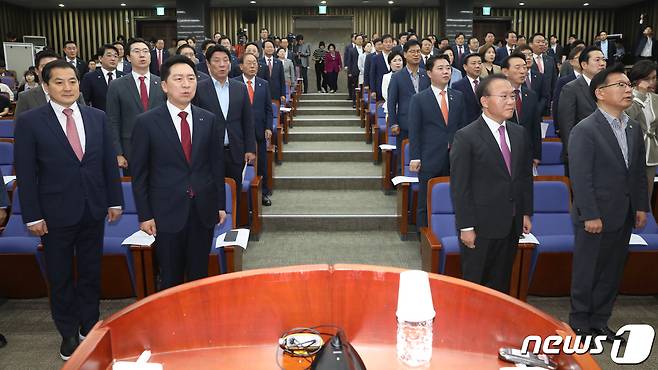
473, 18, 512, 45
135, 18, 177, 45
293, 16, 353, 93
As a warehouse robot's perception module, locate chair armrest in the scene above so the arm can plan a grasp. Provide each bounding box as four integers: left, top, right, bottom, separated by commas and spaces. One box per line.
420, 227, 442, 273
396, 182, 410, 237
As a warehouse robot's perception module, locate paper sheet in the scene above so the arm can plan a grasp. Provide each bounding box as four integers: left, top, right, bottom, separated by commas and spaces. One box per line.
113, 350, 163, 370
215, 228, 250, 250
241, 162, 248, 184
540, 122, 549, 139
629, 234, 648, 246
3, 176, 15, 185
121, 230, 155, 246
518, 233, 540, 244
379, 144, 396, 151
280, 107, 292, 113
391, 176, 419, 186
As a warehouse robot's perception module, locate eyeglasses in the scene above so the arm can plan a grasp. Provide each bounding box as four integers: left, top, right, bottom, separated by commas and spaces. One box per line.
598, 81, 632, 90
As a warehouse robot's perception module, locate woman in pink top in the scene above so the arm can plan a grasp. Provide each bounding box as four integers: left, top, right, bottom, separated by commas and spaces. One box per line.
323, 43, 342, 93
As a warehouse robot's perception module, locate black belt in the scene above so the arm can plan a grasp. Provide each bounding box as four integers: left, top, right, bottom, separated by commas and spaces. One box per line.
224, 145, 231, 150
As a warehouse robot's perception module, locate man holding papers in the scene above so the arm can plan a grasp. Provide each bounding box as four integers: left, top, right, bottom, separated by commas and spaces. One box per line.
130, 55, 227, 290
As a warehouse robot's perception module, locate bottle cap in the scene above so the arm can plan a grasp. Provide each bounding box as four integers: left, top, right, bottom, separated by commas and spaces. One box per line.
396, 270, 436, 322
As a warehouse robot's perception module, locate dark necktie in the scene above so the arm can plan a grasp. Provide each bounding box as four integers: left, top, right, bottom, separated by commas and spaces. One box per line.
473, 79, 479, 94
178, 111, 192, 164
498, 125, 512, 175
107, 72, 113, 84
514, 89, 522, 121
139, 76, 149, 111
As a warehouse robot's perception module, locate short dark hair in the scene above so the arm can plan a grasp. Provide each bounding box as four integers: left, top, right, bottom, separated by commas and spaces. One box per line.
598, 30, 607, 36
500, 53, 526, 69
219, 36, 232, 44
463, 53, 482, 66
205, 44, 231, 61
381, 34, 393, 42
176, 44, 196, 55
387, 50, 405, 66
98, 44, 119, 57
328, 43, 336, 50
35, 50, 61, 68
506, 30, 517, 39
590, 63, 626, 102
439, 37, 449, 43
517, 35, 526, 40
42, 59, 78, 83
485, 31, 495, 37
245, 42, 259, 50
127, 38, 150, 52
530, 32, 545, 43
467, 36, 479, 44
569, 33, 578, 39
297, 34, 304, 40
160, 55, 197, 82
260, 27, 269, 33
63, 40, 77, 47
420, 37, 433, 45
201, 40, 215, 51
239, 52, 258, 64
628, 60, 657, 85
476, 74, 509, 101
426, 54, 451, 70
568, 44, 586, 60
318, 41, 325, 47
403, 39, 420, 53
578, 46, 602, 69
262, 39, 275, 48
454, 32, 465, 39
516, 44, 532, 54
373, 38, 382, 45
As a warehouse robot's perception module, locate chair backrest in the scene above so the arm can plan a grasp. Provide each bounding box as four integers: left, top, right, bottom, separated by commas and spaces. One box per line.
536, 141, 564, 176
532, 178, 573, 236
242, 165, 256, 191
544, 120, 557, 138
104, 181, 138, 238
3, 188, 33, 237
0, 77, 16, 89
271, 101, 279, 136
376, 102, 386, 118
428, 178, 457, 237
401, 139, 417, 178
635, 212, 658, 234
0, 141, 13, 176
0, 121, 14, 138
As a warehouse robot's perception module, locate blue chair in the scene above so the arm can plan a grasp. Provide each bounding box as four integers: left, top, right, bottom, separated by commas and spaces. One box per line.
0, 140, 14, 191
365, 93, 377, 143
396, 139, 419, 239
0, 120, 14, 139
527, 177, 574, 296
621, 213, 658, 294
239, 162, 262, 240
210, 178, 238, 274
544, 120, 557, 138
0, 188, 48, 297
360, 86, 370, 128
536, 140, 564, 176
372, 102, 387, 163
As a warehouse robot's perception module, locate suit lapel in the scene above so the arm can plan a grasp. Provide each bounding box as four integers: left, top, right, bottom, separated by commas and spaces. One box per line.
446, 89, 458, 128
126, 75, 142, 111
36, 86, 47, 106
509, 124, 522, 179
148, 75, 161, 108
477, 118, 511, 177
578, 78, 597, 110
43, 105, 79, 161
79, 107, 94, 160
155, 105, 188, 165
426, 89, 445, 127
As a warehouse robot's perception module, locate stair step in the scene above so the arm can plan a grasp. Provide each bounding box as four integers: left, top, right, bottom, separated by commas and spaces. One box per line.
284, 141, 372, 162
276, 161, 380, 177
298, 99, 353, 107
264, 189, 394, 214
296, 107, 356, 116
288, 130, 363, 142
263, 214, 396, 231
274, 176, 381, 190
292, 116, 361, 127
301, 93, 350, 100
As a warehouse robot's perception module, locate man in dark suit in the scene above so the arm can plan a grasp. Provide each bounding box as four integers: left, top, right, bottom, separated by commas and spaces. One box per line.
568, 64, 648, 340
502, 53, 543, 165
529, 33, 557, 115
195, 45, 256, 213
14, 60, 123, 360
495, 31, 518, 65
552, 44, 585, 131
113, 41, 132, 74
408, 55, 468, 228
258, 39, 286, 105
344, 33, 357, 98
0, 167, 8, 348
450, 74, 533, 293
557, 46, 606, 167
370, 34, 394, 100
177, 44, 210, 81
451, 53, 483, 124
635, 25, 658, 62
15, 50, 86, 116
131, 55, 226, 290
517, 44, 551, 121
451, 33, 468, 75
388, 40, 431, 173
81, 44, 125, 111
547, 35, 564, 66
362, 38, 381, 91
220, 37, 243, 78
107, 38, 166, 174
235, 53, 273, 206
347, 34, 363, 107
149, 38, 170, 76
63, 40, 88, 79
594, 31, 617, 65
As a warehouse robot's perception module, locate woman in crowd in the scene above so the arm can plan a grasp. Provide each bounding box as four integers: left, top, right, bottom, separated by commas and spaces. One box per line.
17, 70, 39, 94
358, 41, 373, 86
626, 60, 658, 202
313, 41, 328, 93
277, 47, 296, 95
323, 43, 342, 93
479, 44, 501, 77
440, 47, 462, 87
381, 50, 405, 114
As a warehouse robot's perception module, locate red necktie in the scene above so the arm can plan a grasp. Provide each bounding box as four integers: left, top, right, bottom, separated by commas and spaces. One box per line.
247, 80, 254, 104
458, 46, 463, 61
139, 76, 149, 111
158, 50, 162, 69
514, 89, 522, 121
498, 125, 512, 175
178, 111, 192, 164
63, 108, 84, 161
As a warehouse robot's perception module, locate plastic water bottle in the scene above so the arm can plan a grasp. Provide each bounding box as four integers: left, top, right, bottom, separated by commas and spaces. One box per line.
396, 270, 435, 367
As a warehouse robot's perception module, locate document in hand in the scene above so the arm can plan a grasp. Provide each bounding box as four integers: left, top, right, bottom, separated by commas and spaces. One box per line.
379, 144, 396, 151
242, 161, 248, 184
540, 122, 549, 139
391, 176, 419, 186
112, 350, 162, 370
3, 175, 15, 185
518, 233, 540, 244
215, 228, 251, 250
121, 230, 156, 246
629, 234, 648, 246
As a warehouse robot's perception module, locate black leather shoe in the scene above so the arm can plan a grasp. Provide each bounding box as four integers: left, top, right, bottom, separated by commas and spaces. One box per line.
0, 333, 6, 348
592, 327, 626, 343
262, 195, 272, 206
571, 326, 592, 337
79, 327, 89, 341
60, 336, 79, 361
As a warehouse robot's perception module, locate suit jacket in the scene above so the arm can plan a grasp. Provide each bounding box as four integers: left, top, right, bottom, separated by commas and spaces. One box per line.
370, 52, 391, 99
451, 44, 469, 74
510, 85, 542, 160
194, 78, 257, 164
149, 48, 170, 76
106, 73, 166, 156
258, 57, 286, 100
15, 85, 86, 116
450, 116, 534, 238
532, 54, 557, 111
233, 75, 273, 141
551, 72, 577, 129
634, 36, 658, 59
557, 76, 597, 162
527, 66, 551, 116
346, 46, 360, 75
387, 67, 431, 132
118, 59, 132, 74
80, 69, 126, 111
494, 46, 512, 66
569, 109, 648, 230
343, 44, 354, 73
67, 57, 89, 79
130, 104, 226, 232
408, 87, 468, 176
547, 44, 564, 65
451, 77, 481, 124
363, 52, 375, 87
14, 103, 123, 227
595, 40, 617, 63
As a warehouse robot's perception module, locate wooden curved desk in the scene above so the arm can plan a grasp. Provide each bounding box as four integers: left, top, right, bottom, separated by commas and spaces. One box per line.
64, 264, 599, 369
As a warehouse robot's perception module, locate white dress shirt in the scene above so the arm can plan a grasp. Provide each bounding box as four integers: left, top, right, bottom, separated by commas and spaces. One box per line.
116, 59, 124, 72
641, 37, 653, 57
166, 100, 193, 142
583, 74, 592, 86
131, 71, 150, 95
100, 67, 116, 85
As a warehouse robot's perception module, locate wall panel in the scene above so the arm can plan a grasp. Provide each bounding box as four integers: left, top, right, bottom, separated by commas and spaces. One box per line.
615, 0, 657, 54
0, 1, 31, 44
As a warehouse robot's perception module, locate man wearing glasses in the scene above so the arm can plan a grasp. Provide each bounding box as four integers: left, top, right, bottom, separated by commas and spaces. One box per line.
568, 64, 648, 342
449, 74, 533, 293
81, 44, 125, 112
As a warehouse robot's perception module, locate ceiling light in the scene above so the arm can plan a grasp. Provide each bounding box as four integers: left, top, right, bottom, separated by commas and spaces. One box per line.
250, 0, 256, 3
320, 0, 326, 3
388, 0, 394, 4
58, 3, 65, 7
120, 3, 126, 6
583, 2, 590, 5
518, 2, 525, 5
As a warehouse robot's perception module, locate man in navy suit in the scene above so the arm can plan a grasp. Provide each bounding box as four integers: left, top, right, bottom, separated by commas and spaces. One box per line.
408, 55, 468, 227
258, 39, 286, 105
63, 40, 89, 79
14, 59, 123, 360
81, 44, 125, 111
452, 53, 483, 124
195, 45, 256, 214
218, 37, 241, 78
347, 34, 363, 107
518, 44, 551, 119
552, 44, 585, 129
635, 25, 658, 62
594, 31, 616, 65
502, 53, 543, 166
113, 41, 131, 74
451, 33, 468, 75
387, 40, 430, 172
0, 167, 8, 348
495, 30, 518, 65
235, 53, 273, 206
529, 33, 557, 115
131, 55, 226, 290
344, 33, 356, 96
370, 34, 394, 100
362, 38, 381, 91
149, 38, 170, 76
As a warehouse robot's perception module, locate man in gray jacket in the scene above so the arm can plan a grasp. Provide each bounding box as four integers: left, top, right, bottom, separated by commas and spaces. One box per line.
296, 34, 311, 94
